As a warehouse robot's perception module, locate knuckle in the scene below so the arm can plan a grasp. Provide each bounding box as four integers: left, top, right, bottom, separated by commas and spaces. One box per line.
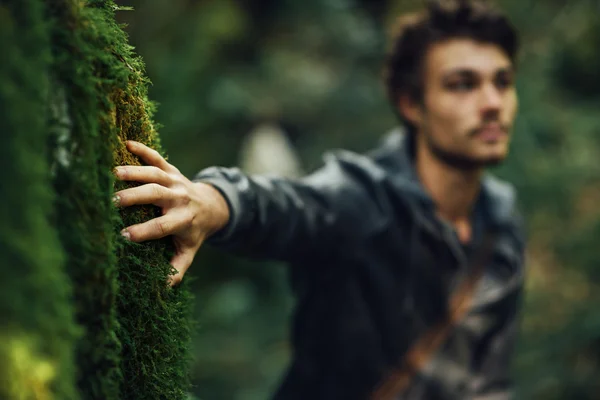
169, 173, 182, 186
151, 148, 162, 161
172, 186, 188, 202
155, 219, 168, 236
160, 170, 172, 185
186, 209, 195, 224
151, 166, 162, 176
150, 183, 164, 198
188, 209, 199, 228
150, 167, 162, 182
181, 209, 194, 228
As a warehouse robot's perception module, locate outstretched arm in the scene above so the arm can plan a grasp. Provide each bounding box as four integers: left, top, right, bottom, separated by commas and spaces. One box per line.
115, 141, 386, 285
192, 164, 352, 261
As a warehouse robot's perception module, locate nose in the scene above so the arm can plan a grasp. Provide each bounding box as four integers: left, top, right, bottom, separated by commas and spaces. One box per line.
480, 83, 502, 111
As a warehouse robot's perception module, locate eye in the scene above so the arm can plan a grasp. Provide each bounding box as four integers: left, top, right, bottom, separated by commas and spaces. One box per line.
446, 78, 476, 92
495, 74, 514, 90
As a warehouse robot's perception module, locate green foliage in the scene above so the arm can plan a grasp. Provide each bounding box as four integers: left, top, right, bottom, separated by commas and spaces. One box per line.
118, 0, 600, 399
4, 0, 600, 398
552, 9, 600, 99
0, 0, 79, 399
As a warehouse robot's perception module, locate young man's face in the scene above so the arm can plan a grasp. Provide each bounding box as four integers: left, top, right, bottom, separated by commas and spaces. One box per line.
403, 38, 518, 169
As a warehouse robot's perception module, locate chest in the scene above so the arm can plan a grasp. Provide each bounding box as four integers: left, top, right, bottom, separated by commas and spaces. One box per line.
356, 216, 521, 339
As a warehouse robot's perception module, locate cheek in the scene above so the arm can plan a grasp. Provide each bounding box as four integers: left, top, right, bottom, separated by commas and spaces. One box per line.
427, 95, 474, 134
510, 91, 519, 120
504, 91, 518, 120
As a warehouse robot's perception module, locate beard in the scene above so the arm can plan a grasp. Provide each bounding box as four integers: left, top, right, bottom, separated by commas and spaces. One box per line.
423, 129, 508, 171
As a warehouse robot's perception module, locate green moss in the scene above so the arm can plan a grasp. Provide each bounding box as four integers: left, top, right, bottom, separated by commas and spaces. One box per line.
47, 1, 123, 397
0, 1, 79, 399
47, 0, 194, 398
1, 1, 194, 398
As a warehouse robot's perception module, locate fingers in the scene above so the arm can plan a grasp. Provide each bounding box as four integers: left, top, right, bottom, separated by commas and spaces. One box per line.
126, 140, 173, 172
114, 165, 171, 187
122, 213, 185, 242
115, 183, 170, 208
168, 250, 195, 287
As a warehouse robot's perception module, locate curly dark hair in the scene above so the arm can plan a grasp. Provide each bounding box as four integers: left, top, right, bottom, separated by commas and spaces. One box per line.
384, 0, 519, 134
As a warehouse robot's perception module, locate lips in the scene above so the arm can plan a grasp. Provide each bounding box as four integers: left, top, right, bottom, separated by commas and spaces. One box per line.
475, 124, 506, 142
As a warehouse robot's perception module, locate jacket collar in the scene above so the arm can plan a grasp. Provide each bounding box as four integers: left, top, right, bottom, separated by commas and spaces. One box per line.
374, 127, 517, 230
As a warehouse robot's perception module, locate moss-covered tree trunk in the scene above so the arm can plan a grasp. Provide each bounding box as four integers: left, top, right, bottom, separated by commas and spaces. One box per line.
1, 0, 194, 399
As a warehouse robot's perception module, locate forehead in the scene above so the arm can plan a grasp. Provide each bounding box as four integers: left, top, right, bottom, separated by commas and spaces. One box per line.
424, 38, 513, 77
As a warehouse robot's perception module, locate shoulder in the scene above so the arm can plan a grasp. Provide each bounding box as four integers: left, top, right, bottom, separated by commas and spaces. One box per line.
301, 133, 402, 194
296, 133, 409, 237
308, 129, 411, 183
299, 148, 389, 222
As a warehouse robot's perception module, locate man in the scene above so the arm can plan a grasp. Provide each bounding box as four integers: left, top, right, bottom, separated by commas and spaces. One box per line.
113, 0, 526, 398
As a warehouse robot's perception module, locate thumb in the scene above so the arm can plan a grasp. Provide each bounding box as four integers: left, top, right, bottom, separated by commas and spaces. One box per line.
168, 248, 195, 287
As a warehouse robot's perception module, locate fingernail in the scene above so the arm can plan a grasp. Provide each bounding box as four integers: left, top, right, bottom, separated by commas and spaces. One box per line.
121, 229, 130, 240
112, 195, 120, 206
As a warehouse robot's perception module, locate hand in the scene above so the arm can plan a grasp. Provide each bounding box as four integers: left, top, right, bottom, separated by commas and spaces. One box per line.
114, 140, 230, 286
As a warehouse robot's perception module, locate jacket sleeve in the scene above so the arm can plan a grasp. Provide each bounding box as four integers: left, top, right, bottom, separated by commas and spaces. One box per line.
193, 151, 390, 262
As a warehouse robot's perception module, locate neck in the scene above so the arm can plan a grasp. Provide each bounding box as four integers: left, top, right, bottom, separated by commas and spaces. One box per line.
414, 142, 483, 227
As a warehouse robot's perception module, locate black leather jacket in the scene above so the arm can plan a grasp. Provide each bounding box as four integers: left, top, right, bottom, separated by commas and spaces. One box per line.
195, 130, 526, 400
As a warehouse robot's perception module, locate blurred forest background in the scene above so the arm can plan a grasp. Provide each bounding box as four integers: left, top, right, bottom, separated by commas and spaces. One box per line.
114, 0, 600, 399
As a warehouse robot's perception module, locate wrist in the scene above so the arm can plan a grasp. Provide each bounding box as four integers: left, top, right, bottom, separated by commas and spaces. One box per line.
193, 181, 230, 237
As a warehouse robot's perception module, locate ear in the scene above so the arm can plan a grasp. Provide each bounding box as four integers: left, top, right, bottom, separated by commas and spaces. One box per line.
397, 94, 423, 126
